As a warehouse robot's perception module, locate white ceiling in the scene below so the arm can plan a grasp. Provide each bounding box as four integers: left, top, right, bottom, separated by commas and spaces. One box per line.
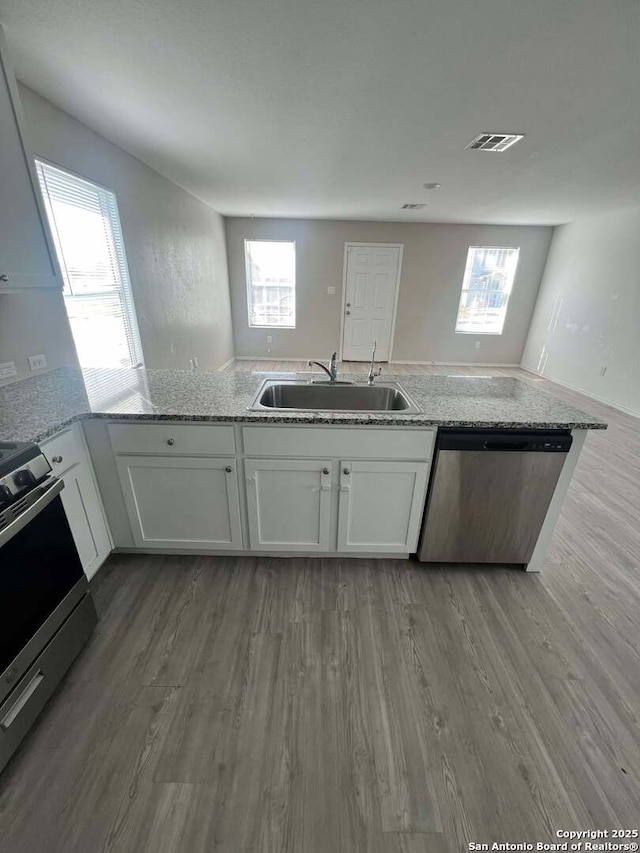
1, 0, 639, 225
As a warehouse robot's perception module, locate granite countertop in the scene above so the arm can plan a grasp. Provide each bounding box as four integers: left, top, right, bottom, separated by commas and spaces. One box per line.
0, 366, 607, 444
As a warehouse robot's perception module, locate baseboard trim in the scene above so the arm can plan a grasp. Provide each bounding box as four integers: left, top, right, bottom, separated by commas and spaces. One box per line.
114, 547, 409, 560
390, 360, 521, 367
233, 356, 521, 368
233, 356, 323, 363
520, 365, 640, 419
216, 356, 236, 372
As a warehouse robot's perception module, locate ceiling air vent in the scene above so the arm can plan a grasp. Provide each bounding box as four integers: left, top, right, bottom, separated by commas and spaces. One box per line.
465, 133, 524, 152
401, 203, 426, 209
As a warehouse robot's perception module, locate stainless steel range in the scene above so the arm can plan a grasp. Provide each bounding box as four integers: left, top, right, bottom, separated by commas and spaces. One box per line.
0, 440, 97, 773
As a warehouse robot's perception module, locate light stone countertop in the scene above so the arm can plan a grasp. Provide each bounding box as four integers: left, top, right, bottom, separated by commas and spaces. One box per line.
0, 366, 607, 444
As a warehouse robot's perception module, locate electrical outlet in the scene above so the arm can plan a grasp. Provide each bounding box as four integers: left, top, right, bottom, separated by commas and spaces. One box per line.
189, 356, 199, 370
266, 336, 273, 344
327, 286, 336, 295
28, 354, 48, 371
0, 361, 17, 380
475, 341, 481, 350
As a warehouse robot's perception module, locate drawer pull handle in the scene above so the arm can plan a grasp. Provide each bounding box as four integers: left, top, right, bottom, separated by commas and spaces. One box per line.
225, 466, 233, 473
51, 455, 63, 464
166, 438, 175, 446
1, 670, 44, 730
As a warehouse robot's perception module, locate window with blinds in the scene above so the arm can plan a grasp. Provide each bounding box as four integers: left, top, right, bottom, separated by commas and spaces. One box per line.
35, 160, 144, 369
454, 246, 520, 335
244, 239, 296, 327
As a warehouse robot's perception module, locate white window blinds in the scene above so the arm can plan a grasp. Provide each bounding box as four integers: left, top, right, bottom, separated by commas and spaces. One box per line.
35, 160, 144, 369
245, 239, 296, 327
455, 246, 520, 335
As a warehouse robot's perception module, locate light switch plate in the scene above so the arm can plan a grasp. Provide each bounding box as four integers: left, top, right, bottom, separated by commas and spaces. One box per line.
28, 354, 48, 371
327, 286, 336, 295
0, 361, 17, 380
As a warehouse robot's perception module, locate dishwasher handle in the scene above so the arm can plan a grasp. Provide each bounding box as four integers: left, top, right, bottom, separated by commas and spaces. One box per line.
438, 431, 572, 452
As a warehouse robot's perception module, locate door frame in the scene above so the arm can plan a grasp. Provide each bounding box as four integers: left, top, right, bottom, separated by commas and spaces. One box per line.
339, 242, 404, 362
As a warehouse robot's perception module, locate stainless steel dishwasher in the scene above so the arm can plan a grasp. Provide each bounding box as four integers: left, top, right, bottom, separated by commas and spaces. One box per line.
418, 429, 572, 565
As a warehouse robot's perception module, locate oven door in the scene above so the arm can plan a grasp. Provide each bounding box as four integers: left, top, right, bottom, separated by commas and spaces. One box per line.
0, 478, 86, 701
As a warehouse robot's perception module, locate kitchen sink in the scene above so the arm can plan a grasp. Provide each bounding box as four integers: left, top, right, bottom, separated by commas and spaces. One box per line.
249, 379, 421, 413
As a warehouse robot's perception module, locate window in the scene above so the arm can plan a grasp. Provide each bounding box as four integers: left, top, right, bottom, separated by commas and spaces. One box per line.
245, 239, 295, 327
35, 160, 144, 369
455, 246, 520, 335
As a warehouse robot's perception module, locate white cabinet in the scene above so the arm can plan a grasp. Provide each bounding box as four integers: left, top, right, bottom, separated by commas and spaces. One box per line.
245, 459, 332, 551
337, 461, 429, 553
117, 455, 243, 550
60, 463, 112, 579
106, 421, 435, 556
0, 28, 60, 290
41, 425, 112, 579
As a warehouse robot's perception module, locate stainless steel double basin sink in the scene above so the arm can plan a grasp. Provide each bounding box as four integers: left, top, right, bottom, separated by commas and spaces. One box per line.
249, 379, 421, 414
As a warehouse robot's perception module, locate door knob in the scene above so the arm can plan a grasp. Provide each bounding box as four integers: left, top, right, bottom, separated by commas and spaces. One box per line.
166, 438, 175, 446
345, 310, 351, 316
225, 466, 233, 473
346, 303, 351, 307
322, 467, 330, 475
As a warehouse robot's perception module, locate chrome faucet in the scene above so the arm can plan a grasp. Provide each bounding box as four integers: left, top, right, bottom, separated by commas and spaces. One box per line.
367, 340, 382, 385
308, 351, 338, 382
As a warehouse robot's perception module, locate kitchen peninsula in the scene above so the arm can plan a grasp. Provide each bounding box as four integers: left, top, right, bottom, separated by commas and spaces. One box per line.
0, 367, 606, 574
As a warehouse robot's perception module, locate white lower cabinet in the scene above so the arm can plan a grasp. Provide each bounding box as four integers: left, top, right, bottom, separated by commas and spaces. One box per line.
60, 463, 112, 579
245, 459, 332, 551
117, 455, 243, 549
107, 423, 435, 555
337, 460, 429, 553
41, 425, 112, 579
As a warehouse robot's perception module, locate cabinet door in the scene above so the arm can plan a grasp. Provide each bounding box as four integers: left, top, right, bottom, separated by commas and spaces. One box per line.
245, 459, 332, 551
0, 30, 60, 289
117, 456, 243, 549
337, 461, 429, 553
61, 463, 112, 580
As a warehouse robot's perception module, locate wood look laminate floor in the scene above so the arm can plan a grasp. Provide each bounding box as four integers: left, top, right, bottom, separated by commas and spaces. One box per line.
1, 364, 639, 852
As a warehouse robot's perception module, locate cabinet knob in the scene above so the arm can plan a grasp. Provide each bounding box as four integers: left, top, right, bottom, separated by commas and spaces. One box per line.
0, 274, 8, 283
51, 455, 63, 464
166, 438, 175, 446
345, 310, 351, 316
343, 467, 350, 475
225, 466, 233, 473
322, 467, 330, 475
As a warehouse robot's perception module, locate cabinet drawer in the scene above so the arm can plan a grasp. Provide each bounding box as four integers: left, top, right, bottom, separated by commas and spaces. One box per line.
242, 426, 435, 460
108, 422, 235, 456
41, 427, 84, 475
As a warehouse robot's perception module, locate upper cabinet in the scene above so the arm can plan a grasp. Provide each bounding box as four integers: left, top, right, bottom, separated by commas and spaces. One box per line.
0, 27, 60, 290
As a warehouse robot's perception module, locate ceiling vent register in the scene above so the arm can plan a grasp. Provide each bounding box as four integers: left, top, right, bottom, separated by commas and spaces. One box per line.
465, 133, 524, 152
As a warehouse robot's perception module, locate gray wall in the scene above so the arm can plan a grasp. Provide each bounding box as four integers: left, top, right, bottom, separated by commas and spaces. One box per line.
522, 207, 640, 416
226, 218, 553, 363
0, 288, 79, 380
0, 85, 234, 381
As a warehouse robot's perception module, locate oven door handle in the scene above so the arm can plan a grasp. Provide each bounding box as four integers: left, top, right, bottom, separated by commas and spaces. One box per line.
0, 477, 64, 548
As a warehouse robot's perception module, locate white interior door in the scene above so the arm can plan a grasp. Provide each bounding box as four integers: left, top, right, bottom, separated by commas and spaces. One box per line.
341, 245, 402, 361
